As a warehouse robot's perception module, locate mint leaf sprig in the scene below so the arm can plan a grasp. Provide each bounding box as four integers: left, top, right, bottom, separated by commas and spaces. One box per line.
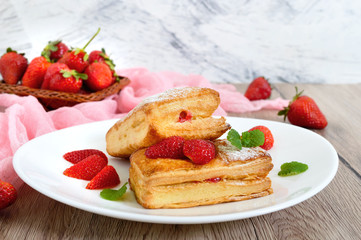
278, 161, 308, 176
100, 182, 128, 201
227, 128, 265, 150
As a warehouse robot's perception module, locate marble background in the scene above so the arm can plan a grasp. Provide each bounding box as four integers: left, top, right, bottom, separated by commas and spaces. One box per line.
1, 0, 360, 84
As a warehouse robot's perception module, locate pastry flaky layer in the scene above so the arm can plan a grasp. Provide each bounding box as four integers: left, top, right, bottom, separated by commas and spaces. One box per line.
129, 139, 274, 209
106, 87, 230, 158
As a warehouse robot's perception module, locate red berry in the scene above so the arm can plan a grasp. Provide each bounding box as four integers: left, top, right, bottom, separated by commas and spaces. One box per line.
41, 40, 69, 62
58, 51, 89, 73
86, 165, 120, 189
248, 125, 274, 150
63, 154, 107, 180
278, 87, 327, 129
183, 139, 216, 165
42, 63, 86, 93
145, 136, 186, 159
63, 149, 108, 164
88, 50, 106, 64
84, 62, 114, 91
57, 28, 100, 72
244, 76, 272, 101
0, 180, 17, 210
0, 48, 28, 84
50, 42, 69, 61
22, 56, 51, 88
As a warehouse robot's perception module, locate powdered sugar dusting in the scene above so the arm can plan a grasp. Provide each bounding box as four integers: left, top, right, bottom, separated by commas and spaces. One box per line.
141, 87, 198, 105
119, 87, 205, 123
215, 139, 269, 162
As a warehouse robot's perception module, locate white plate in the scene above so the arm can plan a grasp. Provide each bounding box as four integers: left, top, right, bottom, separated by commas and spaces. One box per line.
13, 117, 338, 224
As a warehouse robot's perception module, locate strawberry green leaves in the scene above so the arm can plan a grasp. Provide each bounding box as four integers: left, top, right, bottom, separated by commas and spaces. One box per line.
278, 161, 308, 176
100, 182, 128, 201
60, 69, 88, 81
227, 128, 265, 150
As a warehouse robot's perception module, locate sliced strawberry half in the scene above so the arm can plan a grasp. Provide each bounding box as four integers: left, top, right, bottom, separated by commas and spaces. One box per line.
183, 139, 216, 165
63, 149, 108, 164
145, 136, 186, 159
63, 154, 107, 180
86, 165, 120, 190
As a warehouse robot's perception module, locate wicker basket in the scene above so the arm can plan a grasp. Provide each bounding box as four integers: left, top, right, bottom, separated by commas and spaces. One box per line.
0, 77, 130, 110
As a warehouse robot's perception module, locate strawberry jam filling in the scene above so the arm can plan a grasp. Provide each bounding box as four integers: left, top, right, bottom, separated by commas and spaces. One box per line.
205, 177, 222, 183
178, 110, 192, 123
191, 177, 222, 184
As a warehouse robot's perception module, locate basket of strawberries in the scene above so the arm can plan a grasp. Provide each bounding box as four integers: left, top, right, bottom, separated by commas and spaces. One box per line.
0, 28, 130, 110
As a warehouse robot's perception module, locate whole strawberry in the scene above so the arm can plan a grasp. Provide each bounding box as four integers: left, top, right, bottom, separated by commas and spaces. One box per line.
244, 76, 272, 101
278, 87, 328, 129
183, 139, 216, 165
0, 48, 28, 84
88, 48, 121, 83
22, 56, 51, 88
145, 136, 185, 159
58, 51, 89, 73
41, 63, 87, 93
0, 180, 17, 210
86, 165, 120, 190
41, 40, 69, 62
84, 62, 114, 91
248, 125, 274, 150
58, 28, 100, 72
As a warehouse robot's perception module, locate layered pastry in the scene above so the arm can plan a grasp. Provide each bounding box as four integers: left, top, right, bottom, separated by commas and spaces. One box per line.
106, 87, 230, 158
129, 139, 273, 209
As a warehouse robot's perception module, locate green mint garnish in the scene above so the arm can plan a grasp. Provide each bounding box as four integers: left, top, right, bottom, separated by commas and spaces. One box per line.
227, 129, 242, 149
278, 161, 308, 176
227, 128, 265, 150
100, 182, 128, 201
241, 129, 265, 147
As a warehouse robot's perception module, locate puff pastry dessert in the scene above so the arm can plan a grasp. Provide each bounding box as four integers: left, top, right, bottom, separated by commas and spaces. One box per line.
129, 139, 274, 209
106, 87, 230, 158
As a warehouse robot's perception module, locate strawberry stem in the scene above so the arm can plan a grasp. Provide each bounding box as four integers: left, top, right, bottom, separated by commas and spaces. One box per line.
82, 28, 100, 50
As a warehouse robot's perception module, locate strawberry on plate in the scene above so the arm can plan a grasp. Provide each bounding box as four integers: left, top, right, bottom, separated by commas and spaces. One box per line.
244, 76, 272, 101
86, 165, 120, 190
63, 149, 108, 164
0, 180, 17, 210
145, 136, 186, 159
248, 125, 274, 150
63, 154, 107, 180
278, 87, 328, 129
0, 47, 28, 84
22, 56, 51, 88
183, 139, 216, 165
41, 62, 87, 93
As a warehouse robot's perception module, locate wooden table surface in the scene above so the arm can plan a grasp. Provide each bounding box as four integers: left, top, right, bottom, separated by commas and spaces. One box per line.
1, 83, 361, 239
